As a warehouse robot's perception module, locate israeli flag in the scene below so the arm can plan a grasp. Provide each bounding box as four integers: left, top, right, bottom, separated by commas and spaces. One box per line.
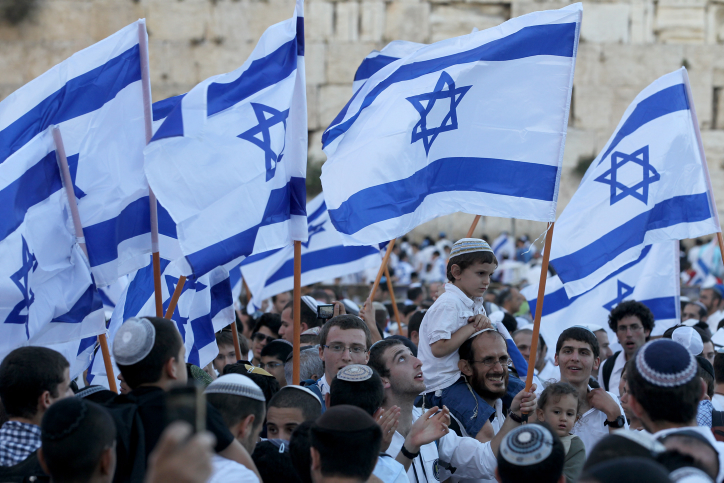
687, 238, 722, 286
352, 41, 426, 94
144, 0, 308, 278
320, 5, 581, 246
49, 333, 102, 381
241, 193, 383, 311
492, 232, 515, 260
522, 242, 680, 360
0, 20, 162, 287
550, 68, 721, 297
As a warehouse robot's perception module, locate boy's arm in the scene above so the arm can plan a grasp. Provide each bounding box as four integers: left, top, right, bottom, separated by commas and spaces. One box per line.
430, 324, 478, 357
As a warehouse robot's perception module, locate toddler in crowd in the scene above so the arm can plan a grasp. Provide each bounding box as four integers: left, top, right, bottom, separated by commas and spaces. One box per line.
536, 382, 586, 483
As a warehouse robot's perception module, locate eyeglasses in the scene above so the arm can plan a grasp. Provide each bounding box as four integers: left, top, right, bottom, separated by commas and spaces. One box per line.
322, 344, 367, 354
261, 361, 283, 370
471, 356, 512, 367
252, 332, 277, 344
616, 324, 643, 333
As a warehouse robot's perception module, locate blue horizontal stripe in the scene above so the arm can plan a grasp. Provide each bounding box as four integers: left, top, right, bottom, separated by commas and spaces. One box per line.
322, 22, 577, 147
266, 245, 380, 286
51, 285, 102, 323
123, 257, 171, 317
206, 38, 299, 117
0, 45, 142, 164
0, 151, 62, 242
641, 296, 678, 321
552, 193, 712, 284
152, 94, 185, 121
186, 177, 307, 276
329, 157, 558, 236
354, 54, 399, 81
597, 84, 689, 168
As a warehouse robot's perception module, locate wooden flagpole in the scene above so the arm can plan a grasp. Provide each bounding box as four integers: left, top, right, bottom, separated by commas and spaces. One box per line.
164, 276, 186, 319
384, 266, 402, 326
525, 222, 555, 393
718, 233, 724, 275
466, 215, 482, 238
292, 241, 302, 385
370, 239, 396, 301
53, 127, 118, 393
230, 322, 243, 362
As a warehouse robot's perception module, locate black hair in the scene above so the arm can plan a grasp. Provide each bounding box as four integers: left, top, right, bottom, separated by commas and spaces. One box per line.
310, 419, 381, 480
537, 382, 580, 415
268, 387, 322, 421
319, 315, 372, 349
447, 250, 498, 282
402, 305, 418, 317
253, 313, 282, 337
223, 364, 280, 403
206, 390, 266, 432
697, 357, 715, 398
0, 347, 69, 419
283, 300, 321, 329
556, 327, 600, 359
715, 352, 724, 384
459, 330, 506, 363
608, 300, 655, 334
581, 457, 672, 482
685, 302, 708, 320
116, 317, 183, 389
407, 286, 423, 302
252, 440, 303, 483
513, 328, 546, 351
261, 340, 294, 361
289, 421, 314, 483
496, 288, 514, 307
407, 311, 424, 338
368, 338, 406, 379
329, 369, 384, 416
501, 312, 518, 334
497, 422, 565, 483
41, 398, 116, 482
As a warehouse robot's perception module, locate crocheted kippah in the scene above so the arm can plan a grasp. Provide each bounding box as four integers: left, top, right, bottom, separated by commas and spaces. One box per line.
449, 238, 493, 259
205, 374, 266, 402
42, 398, 88, 441
500, 425, 553, 466
279, 385, 324, 407
113, 317, 155, 365
635, 339, 697, 387
337, 364, 373, 382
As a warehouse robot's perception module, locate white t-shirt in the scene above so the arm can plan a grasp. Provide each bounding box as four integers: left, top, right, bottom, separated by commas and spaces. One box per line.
208, 455, 259, 483
571, 386, 627, 456
417, 283, 486, 393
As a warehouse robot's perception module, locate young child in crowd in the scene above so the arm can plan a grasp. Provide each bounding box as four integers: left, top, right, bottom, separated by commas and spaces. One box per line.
536, 382, 586, 483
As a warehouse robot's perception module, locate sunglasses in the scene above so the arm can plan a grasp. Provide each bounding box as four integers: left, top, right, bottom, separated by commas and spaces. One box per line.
252, 332, 277, 344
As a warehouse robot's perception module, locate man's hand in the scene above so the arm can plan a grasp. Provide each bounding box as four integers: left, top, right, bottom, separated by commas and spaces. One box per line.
332, 301, 347, 317
588, 388, 620, 421
405, 406, 450, 452
359, 297, 383, 343
145, 422, 215, 483
467, 314, 492, 332
510, 383, 537, 416
375, 406, 401, 453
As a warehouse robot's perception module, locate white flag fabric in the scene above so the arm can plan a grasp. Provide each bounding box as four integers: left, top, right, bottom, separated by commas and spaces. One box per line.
241, 193, 383, 311
144, 0, 308, 278
686, 238, 723, 286
0, 20, 160, 286
521, 242, 680, 360
320, 5, 581, 246
550, 68, 721, 297
352, 41, 426, 94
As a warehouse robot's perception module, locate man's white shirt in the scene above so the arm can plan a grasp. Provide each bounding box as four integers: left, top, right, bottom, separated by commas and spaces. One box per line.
208, 455, 259, 483
571, 386, 627, 456
708, 309, 724, 334
606, 351, 627, 397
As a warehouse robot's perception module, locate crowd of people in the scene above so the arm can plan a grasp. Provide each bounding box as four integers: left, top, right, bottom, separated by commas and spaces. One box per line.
1, 237, 724, 483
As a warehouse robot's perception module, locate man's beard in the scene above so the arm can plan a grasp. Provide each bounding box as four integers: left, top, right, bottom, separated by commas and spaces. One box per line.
469, 368, 509, 401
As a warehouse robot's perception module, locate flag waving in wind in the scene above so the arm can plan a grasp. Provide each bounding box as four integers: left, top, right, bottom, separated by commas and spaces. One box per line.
144, 0, 307, 278
320, 4, 581, 246
550, 68, 721, 298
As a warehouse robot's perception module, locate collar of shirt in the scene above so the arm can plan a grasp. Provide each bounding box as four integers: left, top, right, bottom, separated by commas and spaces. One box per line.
443, 283, 484, 310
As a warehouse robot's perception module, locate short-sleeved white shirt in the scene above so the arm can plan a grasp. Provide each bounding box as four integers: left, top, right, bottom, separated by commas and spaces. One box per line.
208, 455, 259, 483
571, 386, 627, 455
417, 283, 486, 393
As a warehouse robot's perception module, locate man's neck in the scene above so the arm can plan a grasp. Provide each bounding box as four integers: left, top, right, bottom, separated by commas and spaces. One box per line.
9, 416, 40, 426
383, 392, 415, 437
645, 419, 696, 434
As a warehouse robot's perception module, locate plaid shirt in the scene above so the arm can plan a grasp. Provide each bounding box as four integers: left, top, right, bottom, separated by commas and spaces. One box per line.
0, 421, 41, 467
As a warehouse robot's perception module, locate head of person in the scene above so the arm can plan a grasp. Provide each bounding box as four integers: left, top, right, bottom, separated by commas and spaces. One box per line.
446, 238, 498, 298
579, 457, 673, 483
497, 287, 524, 314
284, 346, 324, 384
496, 423, 565, 483
272, 291, 292, 314
626, 339, 703, 430
250, 313, 282, 361
459, 329, 510, 403
213, 330, 242, 374
697, 356, 715, 400
555, 326, 600, 385
513, 328, 546, 369
280, 297, 320, 342
700, 287, 723, 315
266, 386, 322, 440
204, 374, 266, 454
368, 338, 424, 402
261, 340, 293, 388
289, 421, 314, 483
252, 439, 302, 483
608, 301, 655, 359
594, 329, 613, 361
310, 405, 382, 483
407, 310, 425, 346
407, 286, 424, 305
583, 431, 664, 470
715, 352, 724, 387
318, 315, 372, 382
535, 382, 579, 438
683, 302, 708, 323
39, 398, 116, 483
659, 430, 720, 480
113, 317, 186, 391
223, 363, 281, 403
618, 360, 640, 426
0, 346, 72, 425
328, 365, 384, 416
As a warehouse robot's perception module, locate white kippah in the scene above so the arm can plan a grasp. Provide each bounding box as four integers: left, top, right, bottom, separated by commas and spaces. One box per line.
280, 385, 324, 407
673, 326, 704, 356
302, 295, 318, 312
670, 467, 714, 483
205, 374, 266, 402
337, 364, 373, 381
113, 317, 156, 365
449, 238, 493, 259
500, 425, 553, 466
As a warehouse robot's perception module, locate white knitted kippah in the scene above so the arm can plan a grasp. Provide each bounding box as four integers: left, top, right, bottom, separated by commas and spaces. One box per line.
113, 317, 156, 365
449, 238, 493, 259
500, 425, 553, 466
205, 374, 266, 402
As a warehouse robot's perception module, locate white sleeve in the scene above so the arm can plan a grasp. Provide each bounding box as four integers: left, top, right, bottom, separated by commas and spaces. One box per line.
437, 431, 497, 480
424, 301, 460, 344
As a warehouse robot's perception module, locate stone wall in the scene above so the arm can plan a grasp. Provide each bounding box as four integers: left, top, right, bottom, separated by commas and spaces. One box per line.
1, 0, 724, 242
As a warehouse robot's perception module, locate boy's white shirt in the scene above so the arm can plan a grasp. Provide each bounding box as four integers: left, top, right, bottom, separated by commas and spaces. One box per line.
417, 283, 486, 393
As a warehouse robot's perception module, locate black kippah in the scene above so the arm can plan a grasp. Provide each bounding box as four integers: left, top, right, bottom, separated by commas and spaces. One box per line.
42, 397, 88, 441
314, 405, 377, 432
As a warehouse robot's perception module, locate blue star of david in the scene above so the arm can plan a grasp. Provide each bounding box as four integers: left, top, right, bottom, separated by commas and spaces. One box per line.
163, 275, 195, 339
5, 236, 38, 339
595, 146, 660, 205
406, 71, 471, 155
302, 222, 325, 249
238, 103, 289, 181
603, 280, 635, 312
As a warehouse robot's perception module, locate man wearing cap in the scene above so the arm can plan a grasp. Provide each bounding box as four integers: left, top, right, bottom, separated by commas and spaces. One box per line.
626, 338, 724, 482
701, 286, 724, 334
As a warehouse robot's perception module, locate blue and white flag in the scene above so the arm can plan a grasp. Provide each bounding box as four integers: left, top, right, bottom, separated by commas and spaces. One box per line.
491, 232, 515, 260
352, 41, 426, 93
550, 68, 721, 297
0, 20, 162, 287
522, 242, 680, 359
320, 5, 581, 246
686, 238, 723, 286
144, 0, 308, 278
241, 193, 383, 311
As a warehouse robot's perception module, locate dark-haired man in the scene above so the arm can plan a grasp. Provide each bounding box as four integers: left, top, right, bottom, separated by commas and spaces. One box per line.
555, 327, 626, 455
701, 286, 724, 333
260, 340, 293, 388
279, 297, 321, 343
271, 292, 291, 315
315, 315, 372, 397
0, 346, 72, 472
600, 301, 655, 396
266, 386, 323, 441
213, 330, 245, 374
513, 328, 559, 385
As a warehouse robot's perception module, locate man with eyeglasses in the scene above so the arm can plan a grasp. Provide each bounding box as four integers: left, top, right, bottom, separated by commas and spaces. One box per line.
260, 340, 293, 388
316, 315, 373, 398
599, 301, 655, 397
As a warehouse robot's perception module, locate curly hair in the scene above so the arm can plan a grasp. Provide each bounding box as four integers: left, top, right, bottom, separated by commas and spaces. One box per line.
537, 382, 580, 416
607, 300, 655, 334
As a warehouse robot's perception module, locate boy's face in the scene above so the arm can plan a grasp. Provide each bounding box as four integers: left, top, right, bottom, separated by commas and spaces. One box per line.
452, 261, 496, 298
536, 393, 578, 437
555, 339, 599, 385
213, 343, 237, 373
266, 406, 305, 441
615, 315, 649, 359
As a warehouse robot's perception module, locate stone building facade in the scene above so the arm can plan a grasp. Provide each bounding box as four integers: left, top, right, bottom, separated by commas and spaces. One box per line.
1, 0, 723, 241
